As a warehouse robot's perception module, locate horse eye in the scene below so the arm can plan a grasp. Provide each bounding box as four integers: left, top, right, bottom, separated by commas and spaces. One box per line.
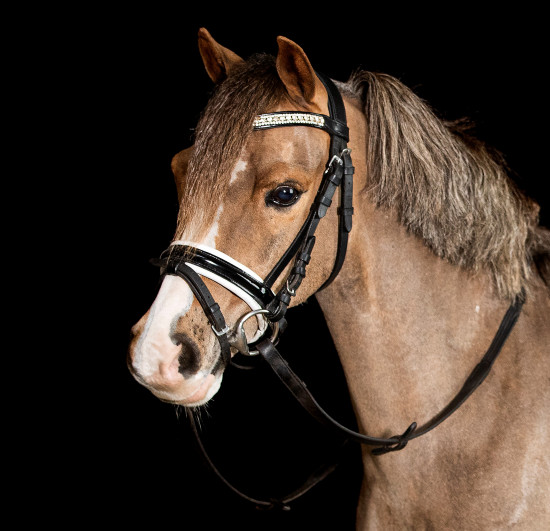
267, 185, 301, 207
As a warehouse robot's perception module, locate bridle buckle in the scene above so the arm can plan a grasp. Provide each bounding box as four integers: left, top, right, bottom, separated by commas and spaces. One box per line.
325, 148, 351, 175
211, 324, 230, 337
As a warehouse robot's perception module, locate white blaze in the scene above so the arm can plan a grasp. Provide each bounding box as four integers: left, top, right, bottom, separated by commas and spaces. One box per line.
133, 275, 194, 379
229, 159, 247, 184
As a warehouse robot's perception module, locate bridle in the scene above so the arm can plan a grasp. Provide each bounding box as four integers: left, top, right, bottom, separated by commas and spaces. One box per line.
158, 72, 353, 356
153, 72, 525, 510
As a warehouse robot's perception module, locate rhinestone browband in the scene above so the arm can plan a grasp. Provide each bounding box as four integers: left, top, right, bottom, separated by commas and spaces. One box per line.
253, 112, 326, 130
253, 110, 349, 141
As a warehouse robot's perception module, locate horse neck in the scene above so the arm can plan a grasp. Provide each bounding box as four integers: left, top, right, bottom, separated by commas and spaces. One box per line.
315, 200, 510, 434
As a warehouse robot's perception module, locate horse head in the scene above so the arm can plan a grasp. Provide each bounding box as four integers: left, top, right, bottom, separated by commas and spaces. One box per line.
128, 29, 352, 406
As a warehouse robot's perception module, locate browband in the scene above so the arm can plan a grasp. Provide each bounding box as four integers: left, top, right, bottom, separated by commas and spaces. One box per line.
253, 111, 349, 141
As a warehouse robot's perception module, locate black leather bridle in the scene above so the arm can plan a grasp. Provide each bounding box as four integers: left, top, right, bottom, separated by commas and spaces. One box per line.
153, 72, 525, 510
159, 72, 353, 330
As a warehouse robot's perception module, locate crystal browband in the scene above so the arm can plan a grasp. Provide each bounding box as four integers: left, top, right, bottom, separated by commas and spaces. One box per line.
253, 112, 326, 129
253, 111, 349, 141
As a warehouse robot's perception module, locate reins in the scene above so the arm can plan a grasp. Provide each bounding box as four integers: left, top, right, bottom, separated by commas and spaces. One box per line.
255, 291, 525, 455
153, 72, 526, 510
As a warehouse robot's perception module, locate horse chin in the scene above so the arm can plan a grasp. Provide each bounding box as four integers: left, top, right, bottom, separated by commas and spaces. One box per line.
151, 372, 224, 407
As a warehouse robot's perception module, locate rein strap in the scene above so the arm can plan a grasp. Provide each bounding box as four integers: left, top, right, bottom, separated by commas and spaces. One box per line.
257, 291, 525, 455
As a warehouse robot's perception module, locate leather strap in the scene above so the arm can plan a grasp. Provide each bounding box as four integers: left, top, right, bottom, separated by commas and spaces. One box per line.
188, 413, 350, 511
319, 148, 354, 291
163, 261, 232, 369
165, 245, 275, 308
263, 72, 354, 319
256, 339, 417, 449
181, 286, 524, 510
257, 291, 525, 454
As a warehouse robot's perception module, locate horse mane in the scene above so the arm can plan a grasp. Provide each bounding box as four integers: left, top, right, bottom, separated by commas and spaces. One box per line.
340, 70, 550, 300
178, 52, 550, 300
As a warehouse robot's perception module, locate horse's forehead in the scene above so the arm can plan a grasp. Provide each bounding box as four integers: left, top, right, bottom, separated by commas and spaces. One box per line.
245, 126, 329, 174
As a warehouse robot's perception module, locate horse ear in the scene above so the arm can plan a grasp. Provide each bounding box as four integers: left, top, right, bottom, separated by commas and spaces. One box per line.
198, 28, 244, 83
276, 36, 326, 110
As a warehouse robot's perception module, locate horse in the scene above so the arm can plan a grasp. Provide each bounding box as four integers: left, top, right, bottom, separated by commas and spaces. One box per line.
128, 28, 550, 529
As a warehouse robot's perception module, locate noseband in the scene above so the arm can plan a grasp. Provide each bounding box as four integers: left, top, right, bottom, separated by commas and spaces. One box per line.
152, 72, 525, 510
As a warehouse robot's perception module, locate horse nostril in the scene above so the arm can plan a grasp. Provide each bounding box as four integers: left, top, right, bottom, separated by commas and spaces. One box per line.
172, 333, 201, 377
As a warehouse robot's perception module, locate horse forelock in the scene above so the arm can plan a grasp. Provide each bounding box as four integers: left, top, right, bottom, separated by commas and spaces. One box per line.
344, 70, 544, 301
174, 53, 286, 241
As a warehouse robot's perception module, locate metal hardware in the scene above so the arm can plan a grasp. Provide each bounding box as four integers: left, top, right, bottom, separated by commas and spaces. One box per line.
211, 324, 230, 336
324, 148, 351, 174
228, 309, 280, 356
325, 154, 343, 174
285, 279, 296, 296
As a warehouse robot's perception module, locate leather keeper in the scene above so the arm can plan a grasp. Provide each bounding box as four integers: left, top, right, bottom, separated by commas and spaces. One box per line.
344, 165, 355, 175
277, 292, 292, 305
327, 171, 343, 186
323, 116, 350, 141
298, 251, 312, 264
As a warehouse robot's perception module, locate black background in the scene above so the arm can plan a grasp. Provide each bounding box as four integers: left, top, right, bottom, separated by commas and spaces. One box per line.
52, 9, 548, 530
